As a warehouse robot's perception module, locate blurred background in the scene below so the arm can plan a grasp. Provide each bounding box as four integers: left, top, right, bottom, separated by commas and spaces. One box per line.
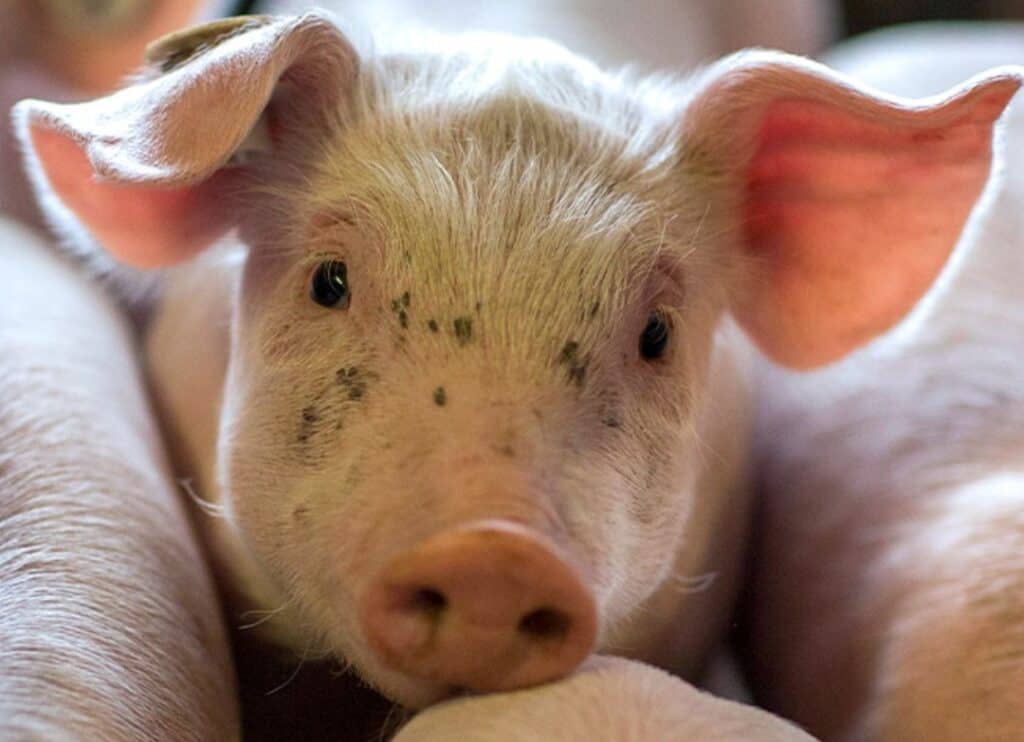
841, 0, 1024, 34
241, 0, 1024, 37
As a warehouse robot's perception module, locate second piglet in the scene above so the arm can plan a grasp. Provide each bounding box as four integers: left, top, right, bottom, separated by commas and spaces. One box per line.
13, 12, 1020, 710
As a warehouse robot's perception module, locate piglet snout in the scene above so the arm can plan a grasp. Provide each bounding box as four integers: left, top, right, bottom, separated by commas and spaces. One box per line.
360, 520, 597, 693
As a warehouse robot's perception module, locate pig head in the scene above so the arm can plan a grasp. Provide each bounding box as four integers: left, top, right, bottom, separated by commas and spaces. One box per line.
13, 12, 1020, 707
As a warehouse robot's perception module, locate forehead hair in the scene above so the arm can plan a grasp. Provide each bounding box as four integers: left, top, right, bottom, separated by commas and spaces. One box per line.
272, 34, 721, 356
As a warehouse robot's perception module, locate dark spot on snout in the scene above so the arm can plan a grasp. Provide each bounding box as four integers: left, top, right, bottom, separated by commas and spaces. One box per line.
433, 387, 447, 406
427, 319, 439, 333
557, 341, 587, 388
453, 317, 473, 346
297, 405, 320, 444
390, 295, 411, 329
293, 503, 310, 522
602, 414, 621, 429
590, 301, 600, 318
475, 301, 482, 313
336, 367, 369, 401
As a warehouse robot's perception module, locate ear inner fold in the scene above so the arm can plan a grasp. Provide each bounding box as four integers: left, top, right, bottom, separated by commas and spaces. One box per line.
29, 125, 239, 267
13, 11, 357, 268
686, 56, 1021, 368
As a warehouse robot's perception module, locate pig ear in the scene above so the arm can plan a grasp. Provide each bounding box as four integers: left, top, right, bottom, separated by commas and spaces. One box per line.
683, 53, 1021, 368
12, 13, 357, 268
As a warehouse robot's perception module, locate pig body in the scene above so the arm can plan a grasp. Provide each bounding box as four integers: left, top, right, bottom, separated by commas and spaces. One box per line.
393, 656, 815, 741
0, 218, 238, 739
12, 10, 1022, 739
746, 24, 1024, 742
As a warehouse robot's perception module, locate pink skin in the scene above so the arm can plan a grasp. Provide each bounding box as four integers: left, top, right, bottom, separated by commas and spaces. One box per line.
12, 10, 1021, 730
360, 520, 599, 692
394, 655, 816, 741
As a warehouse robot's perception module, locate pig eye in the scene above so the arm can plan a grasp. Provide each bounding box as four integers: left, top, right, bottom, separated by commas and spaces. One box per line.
310, 261, 351, 309
639, 312, 671, 361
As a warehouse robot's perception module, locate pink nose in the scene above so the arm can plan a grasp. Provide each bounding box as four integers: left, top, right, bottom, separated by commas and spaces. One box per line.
359, 520, 597, 693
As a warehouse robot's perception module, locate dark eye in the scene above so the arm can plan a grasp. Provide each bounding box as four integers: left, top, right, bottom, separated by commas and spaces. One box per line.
639, 312, 671, 361
310, 261, 351, 309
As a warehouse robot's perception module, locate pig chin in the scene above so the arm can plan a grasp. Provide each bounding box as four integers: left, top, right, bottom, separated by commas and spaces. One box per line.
345, 649, 454, 709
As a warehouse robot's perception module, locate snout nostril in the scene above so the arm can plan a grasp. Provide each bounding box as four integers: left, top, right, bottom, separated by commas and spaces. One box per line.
364, 522, 599, 694
518, 607, 571, 642
410, 588, 447, 617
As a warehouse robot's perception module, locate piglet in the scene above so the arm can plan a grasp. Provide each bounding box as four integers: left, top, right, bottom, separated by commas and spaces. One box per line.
12, 10, 1020, 733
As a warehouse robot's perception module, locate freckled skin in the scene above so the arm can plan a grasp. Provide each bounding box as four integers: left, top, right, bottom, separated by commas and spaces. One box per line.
152, 220, 754, 709
146, 124, 753, 704
336, 367, 369, 401
558, 341, 588, 387
452, 316, 473, 346
297, 405, 319, 444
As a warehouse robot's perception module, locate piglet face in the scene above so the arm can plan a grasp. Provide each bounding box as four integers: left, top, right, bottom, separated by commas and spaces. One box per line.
220, 87, 731, 702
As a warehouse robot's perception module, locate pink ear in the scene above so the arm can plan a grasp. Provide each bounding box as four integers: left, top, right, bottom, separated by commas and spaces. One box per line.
684, 54, 1021, 368
13, 13, 357, 268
